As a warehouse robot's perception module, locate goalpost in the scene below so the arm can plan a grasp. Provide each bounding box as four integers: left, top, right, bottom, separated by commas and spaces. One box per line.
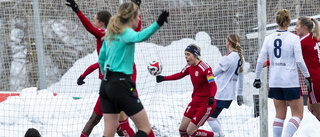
0, 0, 319, 136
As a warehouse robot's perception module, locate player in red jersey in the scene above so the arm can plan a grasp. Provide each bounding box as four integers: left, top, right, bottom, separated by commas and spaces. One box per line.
295, 16, 320, 121
66, 0, 141, 136
157, 44, 223, 137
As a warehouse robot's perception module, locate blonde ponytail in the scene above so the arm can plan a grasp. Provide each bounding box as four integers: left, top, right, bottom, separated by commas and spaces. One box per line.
227, 34, 243, 73
312, 18, 320, 40
102, 2, 139, 43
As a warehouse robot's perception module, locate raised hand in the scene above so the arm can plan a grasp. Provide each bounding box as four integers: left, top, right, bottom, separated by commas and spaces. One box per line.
66, 0, 79, 13
131, 0, 141, 7
157, 10, 169, 26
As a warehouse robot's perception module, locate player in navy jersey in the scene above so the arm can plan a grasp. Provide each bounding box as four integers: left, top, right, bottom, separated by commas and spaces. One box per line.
253, 9, 311, 137
157, 44, 223, 137
206, 34, 244, 135
295, 16, 320, 121
66, 0, 141, 136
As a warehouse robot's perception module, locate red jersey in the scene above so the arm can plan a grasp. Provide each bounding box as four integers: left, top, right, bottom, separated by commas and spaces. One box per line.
164, 61, 217, 104
77, 10, 141, 80
300, 33, 320, 81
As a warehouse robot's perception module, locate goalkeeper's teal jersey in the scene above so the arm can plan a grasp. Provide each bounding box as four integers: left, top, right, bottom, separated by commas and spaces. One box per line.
98, 22, 160, 75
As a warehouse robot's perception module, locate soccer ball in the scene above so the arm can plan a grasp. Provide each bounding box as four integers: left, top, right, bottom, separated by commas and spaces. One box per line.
147, 61, 162, 76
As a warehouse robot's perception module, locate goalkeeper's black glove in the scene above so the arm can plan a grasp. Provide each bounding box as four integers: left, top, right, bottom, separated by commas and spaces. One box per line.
157, 10, 169, 26
156, 75, 165, 83
77, 76, 85, 85
208, 96, 214, 105
66, 0, 80, 13
131, 0, 141, 7
253, 79, 261, 88
305, 77, 312, 93
237, 95, 243, 106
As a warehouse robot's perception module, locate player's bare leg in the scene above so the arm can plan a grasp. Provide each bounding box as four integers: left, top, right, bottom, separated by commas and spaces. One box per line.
81, 111, 102, 136
103, 113, 120, 137
130, 109, 152, 136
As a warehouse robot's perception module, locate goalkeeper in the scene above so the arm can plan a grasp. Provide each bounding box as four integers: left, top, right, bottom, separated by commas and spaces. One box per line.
156, 44, 223, 137
206, 34, 244, 136
66, 0, 141, 136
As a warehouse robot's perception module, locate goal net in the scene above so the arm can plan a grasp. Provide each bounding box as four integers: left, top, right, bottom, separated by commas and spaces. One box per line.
0, 0, 319, 136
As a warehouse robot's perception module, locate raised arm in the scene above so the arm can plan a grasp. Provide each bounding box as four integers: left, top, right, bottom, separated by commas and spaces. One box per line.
122, 11, 169, 44
66, 0, 105, 39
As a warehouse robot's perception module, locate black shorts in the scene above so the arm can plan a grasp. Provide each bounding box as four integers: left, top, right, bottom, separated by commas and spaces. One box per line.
99, 72, 143, 117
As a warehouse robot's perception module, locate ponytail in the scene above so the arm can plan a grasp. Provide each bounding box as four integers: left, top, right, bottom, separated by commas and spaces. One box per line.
227, 34, 243, 73
311, 18, 320, 39
298, 17, 320, 40
102, 2, 139, 43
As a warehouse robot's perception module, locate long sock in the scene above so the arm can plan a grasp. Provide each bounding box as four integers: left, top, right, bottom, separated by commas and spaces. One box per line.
283, 116, 301, 137
81, 131, 88, 137
179, 129, 189, 137
147, 129, 155, 137
207, 117, 221, 133
189, 129, 214, 137
273, 117, 284, 137
119, 118, 135, 137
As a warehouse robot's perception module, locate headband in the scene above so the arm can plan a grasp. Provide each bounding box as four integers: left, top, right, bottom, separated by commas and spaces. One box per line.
185, 45, 200, 56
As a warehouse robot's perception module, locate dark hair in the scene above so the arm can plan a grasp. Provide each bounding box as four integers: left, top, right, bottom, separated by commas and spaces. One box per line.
24, 128, 41, 137
96, 10, 112, 27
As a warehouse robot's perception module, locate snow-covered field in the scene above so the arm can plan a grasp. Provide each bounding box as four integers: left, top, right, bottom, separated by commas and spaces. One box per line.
0, 32, 319, 137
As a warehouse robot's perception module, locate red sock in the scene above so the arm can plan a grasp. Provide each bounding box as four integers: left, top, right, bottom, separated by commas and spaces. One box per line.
179, 129, 189, 137
147, 129, 155, 137
190, 129, 214, 137
119, 118, 135, 137
80, 131, 88, 137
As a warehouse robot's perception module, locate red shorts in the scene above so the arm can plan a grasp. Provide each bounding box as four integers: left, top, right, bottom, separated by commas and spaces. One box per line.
94, 97, 103, 116
184, 101, 215, 127
309, 80, 320, 104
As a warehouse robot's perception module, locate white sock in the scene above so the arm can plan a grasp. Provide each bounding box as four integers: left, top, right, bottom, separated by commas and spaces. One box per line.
283, 116, 301, 137
273, 117, 284, 137
207, 117, 221, 133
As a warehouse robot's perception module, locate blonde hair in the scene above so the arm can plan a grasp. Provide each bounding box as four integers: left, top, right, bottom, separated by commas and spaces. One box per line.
298, 17, 320, 39
276, 9, 291, 28
227, 34, 243, 73
103, 2, 139, 42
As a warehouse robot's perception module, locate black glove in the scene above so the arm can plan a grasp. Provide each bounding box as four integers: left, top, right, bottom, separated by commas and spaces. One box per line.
208, 96, 214, 105
66, 0, 79, 13
253, 79, 261, 88
77, 76, 85, 85
156, 75, 165, 83
157, 10, 169, 26
305, 77, 312, 93
131, 0, 141, 7
237, 95, 243, 106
